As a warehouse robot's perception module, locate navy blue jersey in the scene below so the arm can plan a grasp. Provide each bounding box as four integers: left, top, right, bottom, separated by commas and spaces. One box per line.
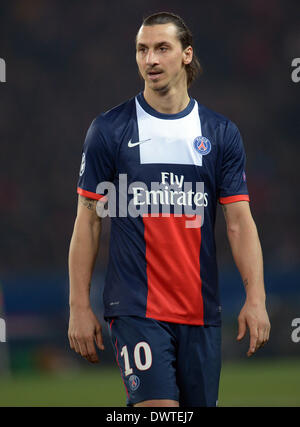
77, 92, 249, 326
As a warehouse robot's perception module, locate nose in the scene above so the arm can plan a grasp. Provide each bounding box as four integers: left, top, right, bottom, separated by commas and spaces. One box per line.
146, 49, 159, 66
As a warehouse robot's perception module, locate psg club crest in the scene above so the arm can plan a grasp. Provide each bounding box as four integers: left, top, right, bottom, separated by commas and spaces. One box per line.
128, 374, 140, 391
193, 136, 211, 156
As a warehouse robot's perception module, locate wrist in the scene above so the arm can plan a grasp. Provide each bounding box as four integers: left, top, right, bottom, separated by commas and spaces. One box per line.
69, 299, 91, 311
245, 292, 266, 306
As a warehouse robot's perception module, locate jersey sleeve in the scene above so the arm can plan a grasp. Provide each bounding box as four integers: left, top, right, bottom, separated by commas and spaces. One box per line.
218, 121, 250, 204
77, 116, 115, 200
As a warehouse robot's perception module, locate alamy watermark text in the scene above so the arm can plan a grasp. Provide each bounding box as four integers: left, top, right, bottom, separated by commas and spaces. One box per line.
0, 318, 6, 342
291, 318, 300, 343
291, 58, 300, 83
0, 58, 6, 82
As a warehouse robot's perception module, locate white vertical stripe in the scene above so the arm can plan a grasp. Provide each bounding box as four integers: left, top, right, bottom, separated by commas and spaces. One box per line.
135, 98, 203, 166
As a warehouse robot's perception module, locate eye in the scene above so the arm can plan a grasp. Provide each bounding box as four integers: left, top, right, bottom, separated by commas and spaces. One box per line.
160, 46, 168, 52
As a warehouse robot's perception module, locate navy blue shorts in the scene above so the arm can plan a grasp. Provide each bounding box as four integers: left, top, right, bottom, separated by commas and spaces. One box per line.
107, 316, 221, 407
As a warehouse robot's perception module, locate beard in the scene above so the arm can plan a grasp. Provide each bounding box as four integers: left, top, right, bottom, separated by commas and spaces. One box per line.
151, 81, 170, 95
138, 69, 171, 95
138, 65, 187, 96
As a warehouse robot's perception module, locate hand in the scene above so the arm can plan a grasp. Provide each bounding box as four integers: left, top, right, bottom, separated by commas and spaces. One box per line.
68, 306, 105, 363
237, 299, 270, 357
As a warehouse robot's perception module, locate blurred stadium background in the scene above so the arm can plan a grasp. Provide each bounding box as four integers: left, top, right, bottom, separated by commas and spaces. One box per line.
0, 0, 300, 406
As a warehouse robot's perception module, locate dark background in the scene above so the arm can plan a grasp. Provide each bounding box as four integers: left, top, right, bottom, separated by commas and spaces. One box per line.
0, 0, 300, 377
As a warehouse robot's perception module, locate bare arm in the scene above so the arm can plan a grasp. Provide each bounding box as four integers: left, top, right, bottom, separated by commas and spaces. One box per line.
69, 195, 101, 307
68, 195, 105, 363
222, 201, 271, 356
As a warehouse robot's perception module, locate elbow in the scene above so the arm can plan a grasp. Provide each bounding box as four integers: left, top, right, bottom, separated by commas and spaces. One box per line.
226, 217, 257, 237
226, 223, 241, 237
73, 215, 101, 239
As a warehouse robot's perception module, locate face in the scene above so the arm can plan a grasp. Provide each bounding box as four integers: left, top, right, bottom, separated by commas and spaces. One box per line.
136, 23, 192, 93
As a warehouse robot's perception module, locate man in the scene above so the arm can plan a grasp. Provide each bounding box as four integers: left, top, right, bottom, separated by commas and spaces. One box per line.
68, 12, 270, 407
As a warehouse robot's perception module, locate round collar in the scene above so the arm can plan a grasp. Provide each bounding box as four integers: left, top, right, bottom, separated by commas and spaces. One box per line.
136, 92, 195, 120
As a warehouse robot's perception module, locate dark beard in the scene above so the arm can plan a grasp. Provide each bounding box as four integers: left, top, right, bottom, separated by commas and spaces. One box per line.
138, 69, 169, 93
153, 84, 170, 96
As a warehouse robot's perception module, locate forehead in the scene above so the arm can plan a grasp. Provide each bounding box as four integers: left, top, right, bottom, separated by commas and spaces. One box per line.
136, 23, 179, 46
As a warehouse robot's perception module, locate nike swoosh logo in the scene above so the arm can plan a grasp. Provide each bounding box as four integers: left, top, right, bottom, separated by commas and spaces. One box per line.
128, 138, 151, 148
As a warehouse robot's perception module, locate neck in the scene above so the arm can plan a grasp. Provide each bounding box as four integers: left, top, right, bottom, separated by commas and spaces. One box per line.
143, 81, 190, 115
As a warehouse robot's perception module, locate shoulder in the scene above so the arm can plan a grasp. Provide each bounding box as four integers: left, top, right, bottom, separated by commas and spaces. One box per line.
196, 101, 234, 128
195, 100, 241, 141
84, 96, 137, 152
92, 96, 137, 131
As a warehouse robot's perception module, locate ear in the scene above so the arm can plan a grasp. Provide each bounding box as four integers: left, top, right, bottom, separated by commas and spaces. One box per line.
183, 46, 193, 65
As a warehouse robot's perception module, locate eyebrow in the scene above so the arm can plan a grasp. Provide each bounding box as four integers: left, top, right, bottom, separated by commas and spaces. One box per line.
136, 41, 172, 49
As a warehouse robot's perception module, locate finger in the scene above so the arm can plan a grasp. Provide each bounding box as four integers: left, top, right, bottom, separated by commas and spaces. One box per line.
256, 323, 270, 350
237, 316, 247, 341
85, 339, 99, 363
262, 325, 270, 346
266, 323, 271, 341
68, 334, 75, 350
95, 329, 105, 350
77, 339, 89, 359
247, 326, 258, 357
72, 337, 81, 354
68, 334, 74, 350
256, 327, 265, 351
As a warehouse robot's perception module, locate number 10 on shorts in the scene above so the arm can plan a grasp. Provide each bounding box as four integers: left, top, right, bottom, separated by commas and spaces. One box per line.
120, 341, 152, 376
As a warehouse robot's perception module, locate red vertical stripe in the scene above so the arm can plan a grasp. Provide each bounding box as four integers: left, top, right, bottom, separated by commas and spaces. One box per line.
143, 214, 204, 325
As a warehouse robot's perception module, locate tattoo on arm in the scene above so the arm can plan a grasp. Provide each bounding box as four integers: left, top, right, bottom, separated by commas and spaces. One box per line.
79, 195, 97, 210
243, 278, 249, 289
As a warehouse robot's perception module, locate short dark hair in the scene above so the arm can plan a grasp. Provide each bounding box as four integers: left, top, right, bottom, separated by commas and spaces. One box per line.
138, 12, 202, 87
